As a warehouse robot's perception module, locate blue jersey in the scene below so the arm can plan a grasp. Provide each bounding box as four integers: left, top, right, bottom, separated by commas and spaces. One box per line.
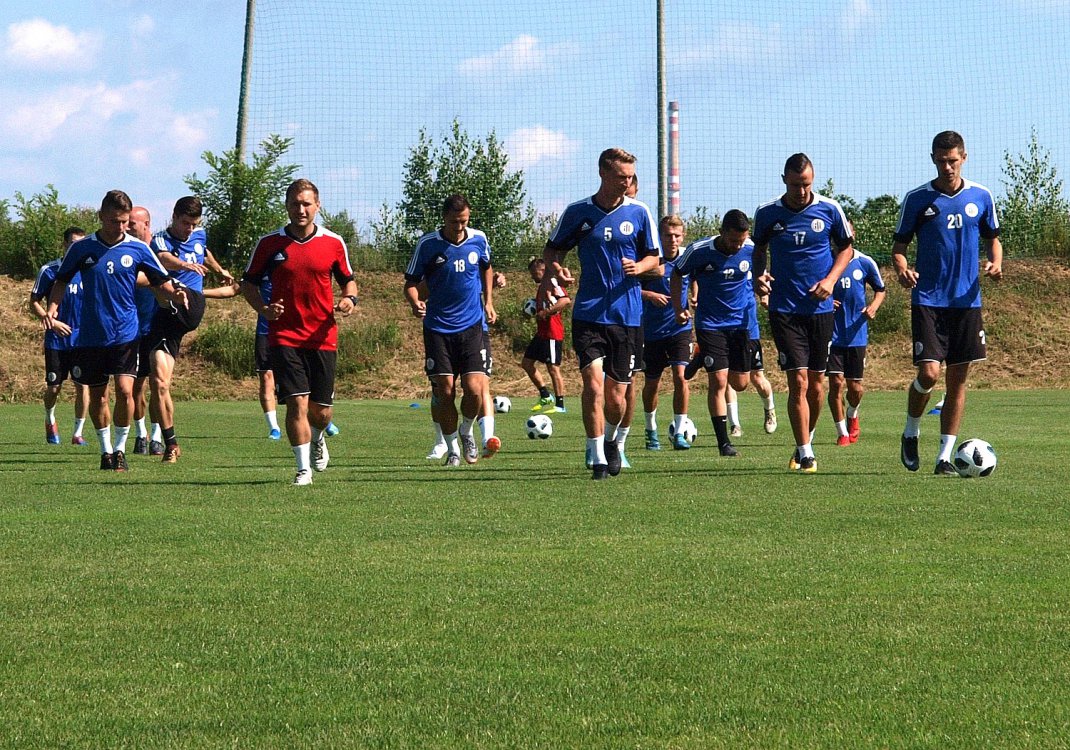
405, 229, 491, 334
135, 287, 158, 337
641, 256, 691, 340
832, 251, 886, 348
752, 193, 853, 315
31, 260, 84, 351
744, 294, 760, 341
256, 277, 272, 337
547, 196, 661, 327
893, 179, 999, 309
675, 236, 755, 331
55, 233, 170, 347
152, 227, 209, 292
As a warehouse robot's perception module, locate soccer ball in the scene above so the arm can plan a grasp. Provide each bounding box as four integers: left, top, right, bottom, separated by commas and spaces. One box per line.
526, 414, 552, 439
953, 438, 997, 478
668, 417, 697, 444
493, 395, 512, 413
522, 298, 537, 317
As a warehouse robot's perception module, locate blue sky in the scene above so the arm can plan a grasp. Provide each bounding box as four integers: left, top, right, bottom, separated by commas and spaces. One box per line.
3, 0, 1069, 239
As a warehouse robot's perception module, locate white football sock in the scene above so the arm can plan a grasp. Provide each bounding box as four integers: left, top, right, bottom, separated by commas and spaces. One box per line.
293, 443, 311, 471
644, 410, 657, 431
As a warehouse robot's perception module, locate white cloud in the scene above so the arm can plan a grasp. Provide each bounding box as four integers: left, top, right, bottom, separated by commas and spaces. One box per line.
674, 21, 781, 69
458, 35, 572, 77
3, 18, 102, 72
504, 125, 580, 170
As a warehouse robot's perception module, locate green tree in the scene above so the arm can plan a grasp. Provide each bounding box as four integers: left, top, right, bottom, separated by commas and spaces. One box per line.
683, 206, 722, 240
852, 194, 900, 264
184, 134, 300, 266
999, 128, 1070, 259
0, 186, 96, 278
374, 119, 536, 269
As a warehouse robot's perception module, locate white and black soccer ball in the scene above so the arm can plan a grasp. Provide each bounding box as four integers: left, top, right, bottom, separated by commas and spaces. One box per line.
522, 298, 538, 317
493, 395, 512, 413
668, 417, 698, 444
526, 414, 553, 439
953, 438, 997, 478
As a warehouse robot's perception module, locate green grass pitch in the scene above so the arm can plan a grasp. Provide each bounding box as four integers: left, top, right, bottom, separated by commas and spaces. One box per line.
2, 391, 1069, 748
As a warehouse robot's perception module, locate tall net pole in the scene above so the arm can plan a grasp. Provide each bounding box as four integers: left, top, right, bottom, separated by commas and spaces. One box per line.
235, 0, 257, 160
669, 101, 680, 216
656, 0, 667, 219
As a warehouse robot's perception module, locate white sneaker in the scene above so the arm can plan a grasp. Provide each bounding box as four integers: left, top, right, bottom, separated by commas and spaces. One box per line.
444, 453, 461, 467
426, 443, 448, 460
292, 469, 313, 486
461, 433, 479, 464
729, 423, 742, 438
312, 436, 329, 471
764, 408, 778, 434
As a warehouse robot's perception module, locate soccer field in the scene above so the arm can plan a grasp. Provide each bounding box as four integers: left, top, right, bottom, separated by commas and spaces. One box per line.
2, 391, 1069, 748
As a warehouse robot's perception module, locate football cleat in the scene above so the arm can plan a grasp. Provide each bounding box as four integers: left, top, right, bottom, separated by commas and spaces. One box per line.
268, 428, 282, 440
443, 453, 461, 467
604, 439, 622, 476
133, 436, 148, 455
788, 449, 800, 471
554, 405, 567, 413
645, 429, 661, 451
292, 469, 313, 486
426, 443, 448, 460
764, 408, 778, 434
672, 433, 690, 451
99, 452, 115, 471
482, 436, 501, 459
531, 396, 555, 412
584, 444, 594, 470
325, 422, 340, 437
162, 444, 181, 464
798, 456, 817, 473
112, 450, 129, 472
847, 416, 860, 442
149, 440, 165, 456
312, 436, 329, 471
719, 443, 740, 457
836, 435, 851, 447
934, 459, 958, 476
619, 449, 631, 469
46, 422, 60, 445
460, 433, 479, 464
591, 463, 609, 480
72, 435, 86, 446
729, 423, 742, 438
900, 435, 920, 472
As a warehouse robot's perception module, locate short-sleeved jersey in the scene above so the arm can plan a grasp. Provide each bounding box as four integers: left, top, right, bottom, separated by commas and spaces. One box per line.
242, 225, 354, 351
55, 233, 170, 348
893, 179, 999, 309
547, 196, 662, 327
752, 193, 853, 315
152, 227, 209, 292
404, 228, 491, 335
674, 236, 755, 331
32, 260, 84, 351
832, 250, 886, 348
535, 277, 568, 341
641, 256, 691, 340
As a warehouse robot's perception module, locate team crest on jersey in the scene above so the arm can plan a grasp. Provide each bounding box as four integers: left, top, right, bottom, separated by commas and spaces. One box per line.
965, 203, 979, 218
619, 221, 634, 236
194, 243, 204, 253
467, 251, 479, 265
811, 219, 825, 233
853, 269, 864, 280
121, 255, 134, 267
739, 260, 751, 273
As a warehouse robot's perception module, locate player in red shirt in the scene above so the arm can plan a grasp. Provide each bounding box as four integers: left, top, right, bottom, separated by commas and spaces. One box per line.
521, 257, 570, 413
241, 179, 358, 485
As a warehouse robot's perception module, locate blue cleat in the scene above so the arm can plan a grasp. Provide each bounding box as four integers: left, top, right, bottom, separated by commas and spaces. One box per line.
269, 428, 282, 440
325, 422, 340, 437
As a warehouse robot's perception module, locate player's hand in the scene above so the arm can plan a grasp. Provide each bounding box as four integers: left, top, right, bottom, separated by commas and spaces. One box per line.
833, 299, 842, 310
896, 266, 918, 289
184, 262, 208, 277
809, 278, 835, 301
753, 272, 773, 296
219, 269, 235, 285
264, 299, 285, 320
173, 288, 190, 310
46, 316, 72, 336
621, 257, 638, 276
410, 300, 426, 319
484, 304, 497, 325
335, 297, 356, 316
555, 267, 574, 286
675, 309, 691, 325
648, 293, 670, 308
493, 272, 507, 289
536, 276, 559, 303
984, 261, 1003, 282
863, 305, 877, 320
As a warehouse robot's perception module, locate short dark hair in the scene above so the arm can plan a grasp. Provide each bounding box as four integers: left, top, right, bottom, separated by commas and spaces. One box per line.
598, 147, 637, 171
442, 193, 471, 215
721, 209, 751, 233
286, 178, 319, 202
932, 130, 965, 153
173, 196, 203, 219
783, 153, 812, 175
527, 256, 546, 271
63, 226, 85, 243
100, 190, 133, 213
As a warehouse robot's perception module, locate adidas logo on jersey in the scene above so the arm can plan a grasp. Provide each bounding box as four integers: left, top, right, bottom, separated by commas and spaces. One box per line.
272, 253, 287, 262
923, 206, 938, 217
772, 222, 785, 232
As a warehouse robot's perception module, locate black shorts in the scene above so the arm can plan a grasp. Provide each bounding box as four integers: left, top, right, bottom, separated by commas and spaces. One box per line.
827, 345, 867, 380
572, 319, 641, 383
270, 345, 337, 404
44, 348, 74, 386
749, 338, 766, 372
633, 327, 645, 374
255, 333, 272, 372
643, 331, 693, 378
72, 342, 139, 387
695, 328, 751, 373
482, 329, 494, 377
140, 288, 206, 364
423, 323, 490, 377
769, 311, 834, 372
912, 305, 986, 366
523, 336, 564, 366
